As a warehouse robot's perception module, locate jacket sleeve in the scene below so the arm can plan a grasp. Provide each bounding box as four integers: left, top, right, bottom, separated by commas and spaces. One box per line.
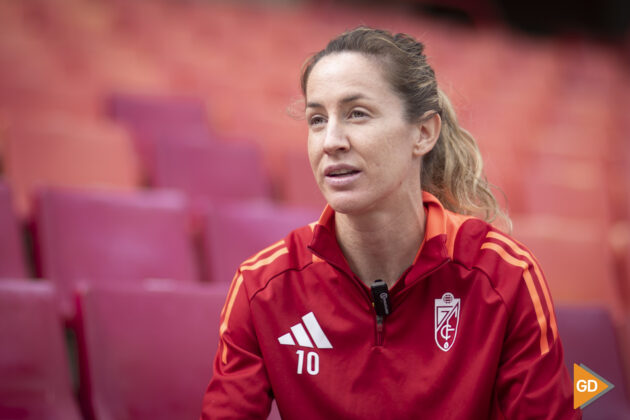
491, 265, 581, 420
200, 270, 273, 419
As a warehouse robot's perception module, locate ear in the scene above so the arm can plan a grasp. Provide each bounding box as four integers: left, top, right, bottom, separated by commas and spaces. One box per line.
412, 112, 441, 157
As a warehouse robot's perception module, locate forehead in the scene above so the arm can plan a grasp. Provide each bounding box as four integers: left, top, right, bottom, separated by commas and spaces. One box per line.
306, 52, 395, 103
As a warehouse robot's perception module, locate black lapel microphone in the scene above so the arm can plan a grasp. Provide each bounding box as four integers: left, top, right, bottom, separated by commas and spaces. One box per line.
371, 279, 392, 318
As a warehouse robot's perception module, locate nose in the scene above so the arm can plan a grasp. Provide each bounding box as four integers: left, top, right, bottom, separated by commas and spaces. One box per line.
323, 118, 350, 155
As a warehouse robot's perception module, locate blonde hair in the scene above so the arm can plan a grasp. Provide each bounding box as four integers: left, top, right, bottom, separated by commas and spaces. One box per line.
301, 26, 510, 230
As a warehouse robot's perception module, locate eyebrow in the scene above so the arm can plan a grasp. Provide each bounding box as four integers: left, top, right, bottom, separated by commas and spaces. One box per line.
306, 94, 367, 109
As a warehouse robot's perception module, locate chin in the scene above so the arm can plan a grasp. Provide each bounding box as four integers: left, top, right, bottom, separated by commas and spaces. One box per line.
323, 191, 375, 215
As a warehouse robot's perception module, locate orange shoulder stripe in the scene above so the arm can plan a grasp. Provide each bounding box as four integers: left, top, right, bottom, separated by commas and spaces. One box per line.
481, 241, 551, 356
220, 246, 290, 364
220, 271, 240, 319
240, 247, 288, 272
242, 240, 285, 266
219, 272, 244, 364
486, 231, 558, 341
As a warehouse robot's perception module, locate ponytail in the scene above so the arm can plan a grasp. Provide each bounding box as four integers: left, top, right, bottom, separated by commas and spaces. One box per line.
422, 89, 510, 231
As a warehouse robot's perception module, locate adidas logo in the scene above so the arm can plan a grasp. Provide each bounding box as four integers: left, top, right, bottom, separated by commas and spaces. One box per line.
278, 312, 333, 349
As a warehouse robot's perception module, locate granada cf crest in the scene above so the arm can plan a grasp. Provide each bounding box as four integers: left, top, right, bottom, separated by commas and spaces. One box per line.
434, 292, 461, 352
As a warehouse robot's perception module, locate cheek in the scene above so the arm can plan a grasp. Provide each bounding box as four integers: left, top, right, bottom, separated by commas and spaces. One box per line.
372, 132, 417, 175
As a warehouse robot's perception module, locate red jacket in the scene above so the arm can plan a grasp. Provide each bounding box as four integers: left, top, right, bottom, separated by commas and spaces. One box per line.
201, 192, 579, 419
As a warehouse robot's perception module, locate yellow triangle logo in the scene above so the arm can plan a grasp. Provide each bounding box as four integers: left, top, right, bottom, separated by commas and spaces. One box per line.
574, 363, 615, 409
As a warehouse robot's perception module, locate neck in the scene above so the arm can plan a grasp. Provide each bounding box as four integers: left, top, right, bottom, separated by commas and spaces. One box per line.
335, 195, 426, 289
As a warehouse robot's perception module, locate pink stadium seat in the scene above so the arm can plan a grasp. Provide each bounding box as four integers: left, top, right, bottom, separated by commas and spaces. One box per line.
33, 187, 199, 319
556, 305, 630, 418
200, 201, 319, 283
0, 280, 82, 420
106, 93, 213, 179
3, 115, 141, 218
107, 93, 209, 128
152, 137, 271, 205
0, 182, 27, 278
75, 281, 282, 420
75, 281, 226, 420
126, 122, 214, 181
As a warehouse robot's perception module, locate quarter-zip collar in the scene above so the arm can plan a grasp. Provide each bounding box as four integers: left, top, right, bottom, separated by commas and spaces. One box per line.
308, 192, 465, 292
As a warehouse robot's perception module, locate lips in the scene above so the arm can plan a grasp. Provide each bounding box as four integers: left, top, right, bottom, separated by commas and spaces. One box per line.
324, 164, 361, 177
328, 168, 360, 177
323, 164, 361, 188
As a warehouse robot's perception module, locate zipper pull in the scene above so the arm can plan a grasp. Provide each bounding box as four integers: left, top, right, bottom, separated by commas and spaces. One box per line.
371, 279, 391, 321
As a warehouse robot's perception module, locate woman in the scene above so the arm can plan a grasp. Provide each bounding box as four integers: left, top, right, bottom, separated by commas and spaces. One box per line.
201, 27, 578, 419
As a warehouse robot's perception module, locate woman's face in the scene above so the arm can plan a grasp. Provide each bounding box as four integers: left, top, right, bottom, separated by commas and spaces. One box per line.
305, 52, 425, 215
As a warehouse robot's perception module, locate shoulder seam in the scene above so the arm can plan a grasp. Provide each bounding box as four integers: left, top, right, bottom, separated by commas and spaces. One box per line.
452, 259, 510, 318
443, 212, 477, 260
479, 231, 558, 356
249, 260, 315, 302
484, 230, 558, 340
447, 217, 487, 268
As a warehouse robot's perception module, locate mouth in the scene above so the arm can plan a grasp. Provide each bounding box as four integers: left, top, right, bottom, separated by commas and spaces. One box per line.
323, 164, 362, 188
326, 168, 361, 178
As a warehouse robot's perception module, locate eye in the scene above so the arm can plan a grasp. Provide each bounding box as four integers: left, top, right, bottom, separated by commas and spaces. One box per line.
308, 115, 327, 127
349, 109, 369, 120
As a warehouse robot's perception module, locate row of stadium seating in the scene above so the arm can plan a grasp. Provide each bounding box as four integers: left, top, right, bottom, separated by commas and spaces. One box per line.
0, 279, 286, 419
0, 182, 318, 318
1, 279, 627, 419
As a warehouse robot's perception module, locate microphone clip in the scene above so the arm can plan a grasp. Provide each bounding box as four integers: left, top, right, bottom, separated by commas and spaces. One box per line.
371, 279, 391, 319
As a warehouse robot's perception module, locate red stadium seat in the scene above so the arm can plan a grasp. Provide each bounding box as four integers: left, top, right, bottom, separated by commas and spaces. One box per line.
3, 115, 141, 218
200, 200, 319, 283
0, 280, 82, 420
519, 154, 612, 222
556, 305, 630, 418
33, 187, 199, 319
0, 182, 27, 278
152, 137, 272, 205
75, 281, 228, 420
511, 215, 623, 316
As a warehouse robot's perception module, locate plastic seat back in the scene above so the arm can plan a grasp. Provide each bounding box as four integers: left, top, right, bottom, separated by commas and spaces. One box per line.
34, 187, 199, 319
127, 123, 214, 180
152, 138, 271, 204
3, 115, 141, 218
0, 280, 82, 420
75, 282, 228, 420
201, 201, 318, 283
107, 93, 209, 129
0, 182, 27, 277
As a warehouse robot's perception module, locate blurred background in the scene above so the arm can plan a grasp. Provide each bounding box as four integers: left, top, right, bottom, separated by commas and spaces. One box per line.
0, 0, 629, 419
